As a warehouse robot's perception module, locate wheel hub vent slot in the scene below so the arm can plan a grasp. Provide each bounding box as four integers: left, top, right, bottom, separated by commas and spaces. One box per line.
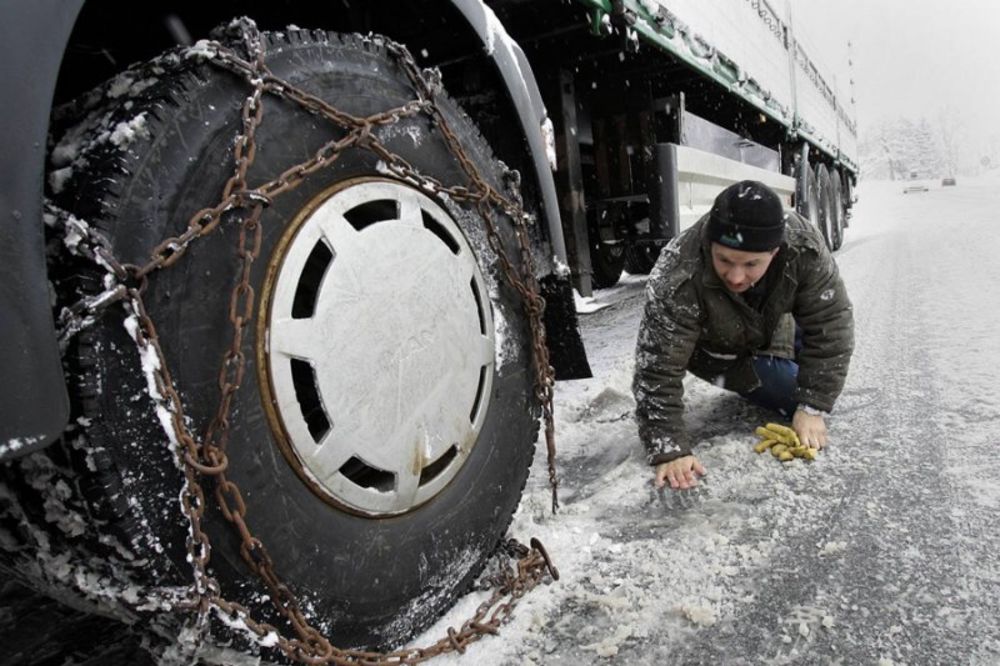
419, 445, 459, 487
343, 199, 398, 230
292, 241, 333, 318
422, 210, 461, 254
289, 358, 330, 442
470, 278, 486, 335
470, 366, 487, 424
339, 456, 396, 492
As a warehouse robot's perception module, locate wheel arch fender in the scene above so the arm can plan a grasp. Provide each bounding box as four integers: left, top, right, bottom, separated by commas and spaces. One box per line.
445, 1, 589, 379
0, 0, 83, 460
446, 0, 568, 269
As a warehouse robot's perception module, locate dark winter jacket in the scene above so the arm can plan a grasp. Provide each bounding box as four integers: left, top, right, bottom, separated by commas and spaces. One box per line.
632, 211, 854, 465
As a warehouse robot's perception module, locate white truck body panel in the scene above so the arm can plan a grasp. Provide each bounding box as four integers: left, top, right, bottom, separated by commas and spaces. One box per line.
791, 36, 858, 166
631, 0, 858, 171
655, 0, 794, 114
672, 143, 796, 233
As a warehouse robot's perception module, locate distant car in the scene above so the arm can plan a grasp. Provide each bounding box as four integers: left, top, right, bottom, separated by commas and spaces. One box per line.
902, 171, 929, 193
942, 176, 957, 186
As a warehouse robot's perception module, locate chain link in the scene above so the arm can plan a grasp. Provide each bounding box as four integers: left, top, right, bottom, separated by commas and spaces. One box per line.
61, 23, 560, 663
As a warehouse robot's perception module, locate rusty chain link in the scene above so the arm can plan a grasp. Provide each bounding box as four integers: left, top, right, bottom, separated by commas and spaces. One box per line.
60, 20, 561, 664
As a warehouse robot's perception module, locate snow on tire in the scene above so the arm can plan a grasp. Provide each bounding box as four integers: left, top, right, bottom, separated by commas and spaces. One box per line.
6, 29, 539, 652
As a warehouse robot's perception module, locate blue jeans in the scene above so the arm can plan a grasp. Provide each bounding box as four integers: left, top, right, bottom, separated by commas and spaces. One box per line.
741, 322, 803, 416
740, 355, 799, 417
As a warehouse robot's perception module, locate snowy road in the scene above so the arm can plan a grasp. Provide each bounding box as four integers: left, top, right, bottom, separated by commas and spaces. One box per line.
3, 178, 999, 666
423, 176, 1000, 666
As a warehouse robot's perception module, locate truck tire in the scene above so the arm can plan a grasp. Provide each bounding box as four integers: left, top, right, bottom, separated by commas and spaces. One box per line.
816, 164, 836, 251
830, 168, 845, 250
623, 242, 660, 275
797, 164, 821, 239
590, 240, 625, 289
842, 174, 853, 229
20, 30, 539, 651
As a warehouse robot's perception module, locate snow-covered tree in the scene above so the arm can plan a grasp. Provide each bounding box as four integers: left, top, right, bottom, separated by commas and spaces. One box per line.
858, 115, 946, 180
936, 107, 962, 177
909, 118, 944, 178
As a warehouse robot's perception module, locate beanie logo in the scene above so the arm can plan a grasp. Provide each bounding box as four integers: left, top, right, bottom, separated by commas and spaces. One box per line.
719, 231, 743, 247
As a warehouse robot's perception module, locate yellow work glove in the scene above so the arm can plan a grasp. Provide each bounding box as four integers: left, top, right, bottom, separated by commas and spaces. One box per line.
752, 422, 818, 461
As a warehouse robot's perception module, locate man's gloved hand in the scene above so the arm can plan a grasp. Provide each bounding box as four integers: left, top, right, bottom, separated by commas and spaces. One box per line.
753, 422, 818, 461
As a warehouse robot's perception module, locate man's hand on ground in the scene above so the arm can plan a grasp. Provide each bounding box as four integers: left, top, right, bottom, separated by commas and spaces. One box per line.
655, 455, 707, 490
793, 409, 828, 449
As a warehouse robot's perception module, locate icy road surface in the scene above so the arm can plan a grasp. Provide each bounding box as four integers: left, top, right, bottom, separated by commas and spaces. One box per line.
421, 176, 1000, 666
2, 177, 999, 666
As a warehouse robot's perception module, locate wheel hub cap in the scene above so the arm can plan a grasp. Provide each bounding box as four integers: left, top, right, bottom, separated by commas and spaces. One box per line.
262, 178, 494, 516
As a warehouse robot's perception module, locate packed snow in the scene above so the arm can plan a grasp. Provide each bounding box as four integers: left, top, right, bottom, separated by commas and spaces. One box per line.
413, 173, 1000, 665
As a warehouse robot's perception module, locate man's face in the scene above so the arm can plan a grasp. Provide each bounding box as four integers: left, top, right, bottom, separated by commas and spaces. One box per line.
710, 243, 779, 294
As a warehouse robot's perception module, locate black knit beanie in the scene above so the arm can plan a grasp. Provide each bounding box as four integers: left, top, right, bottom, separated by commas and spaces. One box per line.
707, 180, 786, 252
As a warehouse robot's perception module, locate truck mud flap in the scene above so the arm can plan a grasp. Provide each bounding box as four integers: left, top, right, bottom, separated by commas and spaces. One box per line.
541, 274, 592, 380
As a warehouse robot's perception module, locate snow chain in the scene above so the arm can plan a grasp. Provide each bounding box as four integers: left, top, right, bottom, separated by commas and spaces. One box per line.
58, 20, 560, 665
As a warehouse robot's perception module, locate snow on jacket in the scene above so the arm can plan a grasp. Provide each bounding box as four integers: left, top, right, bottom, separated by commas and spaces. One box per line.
632, 210, 854, 465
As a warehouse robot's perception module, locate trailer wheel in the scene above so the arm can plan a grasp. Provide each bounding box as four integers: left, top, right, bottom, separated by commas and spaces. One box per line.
844, 174, 854, 229
590, 240, 625, 289
27, 30, 539, 651
816, 165, 837, 251
829, 168, 845, 250
797, 164, 822, 240
623, 242, 660, 275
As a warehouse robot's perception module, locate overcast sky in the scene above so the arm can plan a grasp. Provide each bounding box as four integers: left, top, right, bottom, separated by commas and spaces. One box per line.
792, 0, 1000, 152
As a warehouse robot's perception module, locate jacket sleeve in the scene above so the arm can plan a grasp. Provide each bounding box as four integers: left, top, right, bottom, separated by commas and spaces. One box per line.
792, 240, 855, 412
632, 257, 702, 466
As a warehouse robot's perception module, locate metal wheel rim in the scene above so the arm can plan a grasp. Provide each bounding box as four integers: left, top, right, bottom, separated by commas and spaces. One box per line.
260, 177, 495, 516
